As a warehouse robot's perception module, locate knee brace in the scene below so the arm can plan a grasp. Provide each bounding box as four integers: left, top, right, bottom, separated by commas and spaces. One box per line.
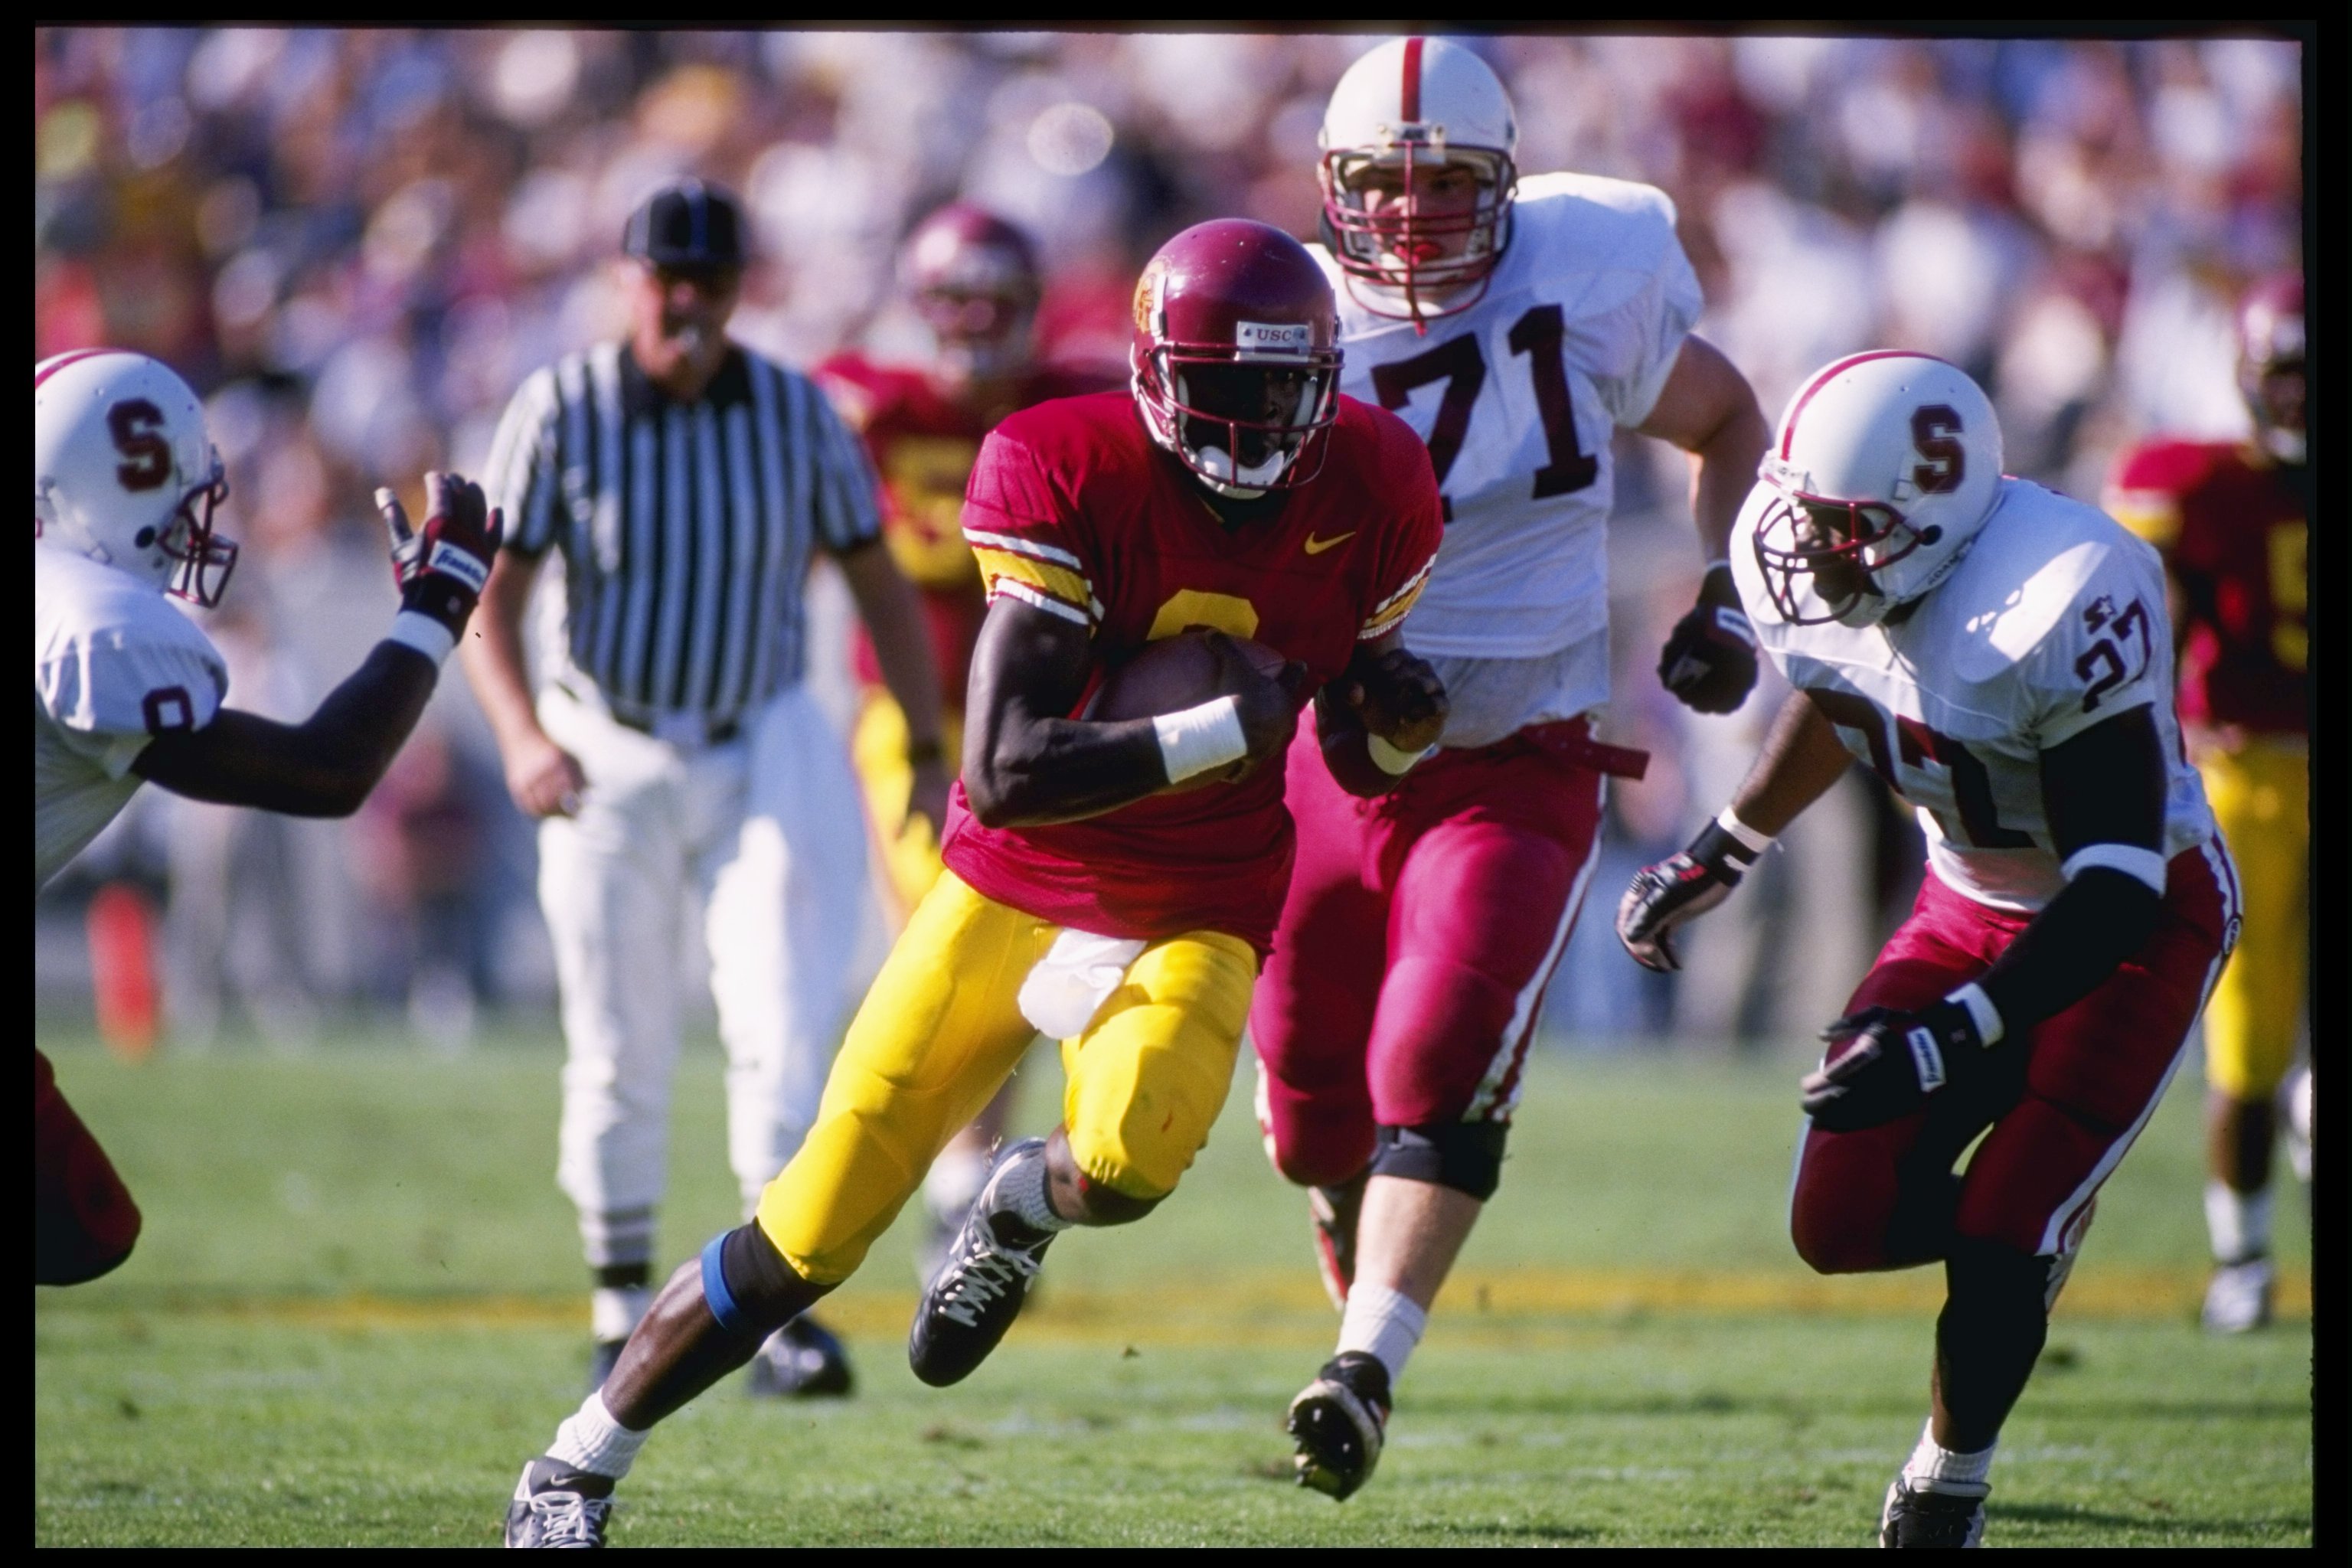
1370, 1120, 1508, 1201
699, 1223, 814, 1339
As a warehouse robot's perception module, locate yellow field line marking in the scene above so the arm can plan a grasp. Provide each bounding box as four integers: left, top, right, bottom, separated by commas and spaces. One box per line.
48, 1266, 2308, 1338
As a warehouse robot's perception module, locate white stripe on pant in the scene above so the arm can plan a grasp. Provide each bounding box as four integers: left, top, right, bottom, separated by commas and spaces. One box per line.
536, 678, 869, 1268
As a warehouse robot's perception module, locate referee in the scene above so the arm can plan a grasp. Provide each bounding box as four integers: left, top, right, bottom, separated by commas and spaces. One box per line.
465, 180, 948, 1399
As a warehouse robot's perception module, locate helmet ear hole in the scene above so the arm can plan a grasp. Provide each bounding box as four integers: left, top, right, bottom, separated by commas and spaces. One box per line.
1918, 525, 1943, 546
134, 525, 158, 548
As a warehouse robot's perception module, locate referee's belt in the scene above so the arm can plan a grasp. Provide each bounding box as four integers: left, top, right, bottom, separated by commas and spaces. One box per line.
560, 677, 741, 746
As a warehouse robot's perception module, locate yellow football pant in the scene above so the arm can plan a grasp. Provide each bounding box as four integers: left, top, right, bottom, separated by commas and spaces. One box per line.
853, 689, 965, 921
2200, 737, 2308, 1100
754, 871, 1257, 1285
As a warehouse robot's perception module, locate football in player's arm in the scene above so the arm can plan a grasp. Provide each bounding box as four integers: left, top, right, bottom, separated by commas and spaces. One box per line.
1616, 351, 2233, 1548
34, 350, 498, 1286
499, 218, 1446, 1547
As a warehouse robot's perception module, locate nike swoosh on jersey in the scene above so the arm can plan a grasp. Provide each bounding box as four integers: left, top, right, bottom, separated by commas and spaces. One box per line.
1304, 531, 1355, 555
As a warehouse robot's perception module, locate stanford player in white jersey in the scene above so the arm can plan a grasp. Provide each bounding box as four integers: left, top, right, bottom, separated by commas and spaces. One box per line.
1618, 352, 2233, 1547
34, 349, 498, 1286
1259, 37, 1772, 1501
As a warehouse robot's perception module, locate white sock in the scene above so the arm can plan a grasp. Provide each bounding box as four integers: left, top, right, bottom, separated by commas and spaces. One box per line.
1903, 1417, 1994, 1495
1335, 1283, 1426, 1387
990, 1145, 1071, 1233
2205, 1180, 2274, 1265
547, 1392, 648, 1481
590, 1285, 652, 1344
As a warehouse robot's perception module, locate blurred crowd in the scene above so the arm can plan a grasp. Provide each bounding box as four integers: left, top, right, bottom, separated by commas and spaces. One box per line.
33, 28, 2305, 1049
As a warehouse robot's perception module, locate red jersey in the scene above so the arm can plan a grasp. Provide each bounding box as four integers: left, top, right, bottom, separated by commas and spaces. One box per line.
2104, 439, 2307, 735
940, 390, 1443, 950
815, 354, 1115, 707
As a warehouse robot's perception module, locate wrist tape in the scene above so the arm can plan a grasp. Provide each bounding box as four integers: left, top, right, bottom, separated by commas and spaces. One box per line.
386, 609, 456, 667
1715, 807, 1773, 857
1944, 981, 2005, 1048
1153, 696, 1246, 783
1366, 732, 1434, 776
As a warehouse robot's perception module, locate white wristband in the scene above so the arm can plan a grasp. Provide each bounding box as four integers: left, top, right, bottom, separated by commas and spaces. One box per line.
1945, 981, 2006, 1048
2060, 842, 2167, 894
1366, 733, 1433, 776
386, 609, 456, 667
1714, 807, 1775, 857
1153, 696, 1247, 784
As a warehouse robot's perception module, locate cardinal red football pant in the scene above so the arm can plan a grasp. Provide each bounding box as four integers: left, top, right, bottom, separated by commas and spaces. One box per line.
35, 1050, 142, 1285
1790, 838, 2238, 1272
1252, 714, 1608, 1188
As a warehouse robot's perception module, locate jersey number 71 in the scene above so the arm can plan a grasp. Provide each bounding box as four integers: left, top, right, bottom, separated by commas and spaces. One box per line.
1370, 305, 1598, 520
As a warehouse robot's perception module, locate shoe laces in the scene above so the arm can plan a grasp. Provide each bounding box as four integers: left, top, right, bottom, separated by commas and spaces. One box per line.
526, 1490, 613, 1547
935, 1219, 1044, 1328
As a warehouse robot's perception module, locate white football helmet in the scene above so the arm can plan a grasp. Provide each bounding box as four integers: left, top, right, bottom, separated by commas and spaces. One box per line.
1753, 351, 2002, 628
1318, 36, 1518, 323
35, 349, 236, 606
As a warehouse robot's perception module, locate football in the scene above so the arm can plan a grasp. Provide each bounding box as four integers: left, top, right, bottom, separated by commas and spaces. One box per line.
1084, 630, 1293, 790
1083, 630, 1292, 724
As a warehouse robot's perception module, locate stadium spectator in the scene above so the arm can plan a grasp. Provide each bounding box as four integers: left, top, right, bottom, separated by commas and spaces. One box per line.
33, 29, 2305, 1057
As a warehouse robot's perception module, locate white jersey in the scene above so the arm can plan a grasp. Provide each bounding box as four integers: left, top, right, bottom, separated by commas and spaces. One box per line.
1313, 172, 1703, 684
1732, 478, 2216, 913
34, 546, 227, 893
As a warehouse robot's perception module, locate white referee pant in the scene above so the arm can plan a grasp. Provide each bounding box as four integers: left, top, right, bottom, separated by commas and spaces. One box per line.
535, 678, 869, 1269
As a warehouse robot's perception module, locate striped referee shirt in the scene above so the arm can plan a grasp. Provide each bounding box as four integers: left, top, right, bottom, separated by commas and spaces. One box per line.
482, 341, 881, 722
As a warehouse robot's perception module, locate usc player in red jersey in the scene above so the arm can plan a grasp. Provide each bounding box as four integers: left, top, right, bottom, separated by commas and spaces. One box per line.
815, 204, 1119, 1279
502, 219, 1448, 1545
2103, 273, 2308, 1334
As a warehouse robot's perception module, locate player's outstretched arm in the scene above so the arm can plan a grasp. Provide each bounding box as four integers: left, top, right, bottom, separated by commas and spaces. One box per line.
1801, 705, 2168, 1130
134, 473, 500, 818
1315, 632, 1447, 798
962, 599, 1299, 828
1617, 689, 1852, 971
1638, 335, 1771, 715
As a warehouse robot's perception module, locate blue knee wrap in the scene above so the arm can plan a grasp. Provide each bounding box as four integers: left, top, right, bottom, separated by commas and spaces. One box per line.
700, 1230, 749, 1334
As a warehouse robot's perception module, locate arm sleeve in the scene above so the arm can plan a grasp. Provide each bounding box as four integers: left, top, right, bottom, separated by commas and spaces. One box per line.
38, 613, 229, 779
1357, 427, 1446, 642
482, 366, 564, 558
2022, 543, 2173, 750
804, 372, 886, 555
961, 429, 1099, 633
1587, 201, 1705, 429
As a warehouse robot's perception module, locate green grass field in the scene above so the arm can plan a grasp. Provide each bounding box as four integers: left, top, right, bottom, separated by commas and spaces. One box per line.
34, 1023, 2313, 1547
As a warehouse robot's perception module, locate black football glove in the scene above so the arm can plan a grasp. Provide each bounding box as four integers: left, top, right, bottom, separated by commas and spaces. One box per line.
1799, 1000, 1988, 1132
378, 472, 503, 639
1615, 817, 1766, 972
1658, 563, 1758, 715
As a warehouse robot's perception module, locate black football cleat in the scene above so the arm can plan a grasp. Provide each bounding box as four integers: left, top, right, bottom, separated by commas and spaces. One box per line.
907, 1138, 1055, 1387
505, 1455, 615, 1548
1286, 1351, 1391, 1501
1879, 1475, 1988, 1547
745, 1312, 854, 1398
586, 1338, 626, 1394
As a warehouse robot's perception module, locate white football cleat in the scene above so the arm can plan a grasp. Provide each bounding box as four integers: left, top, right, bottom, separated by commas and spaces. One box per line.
2202, 1256, 2275, 1334
1879, 1474, 1987, 1548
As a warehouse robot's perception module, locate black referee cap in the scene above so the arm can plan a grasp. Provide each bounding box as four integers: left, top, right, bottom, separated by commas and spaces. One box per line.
622, 178, 747, 270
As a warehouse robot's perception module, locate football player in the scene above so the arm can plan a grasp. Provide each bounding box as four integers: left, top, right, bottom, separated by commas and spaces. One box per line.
1257, 37, 1771, 1501
1617, 352, 2233, 1547
2102, 273, 2308, 1334
502, 218, 1448, 1547
35, 349, 498, 1285
815, 203, 1119, 1282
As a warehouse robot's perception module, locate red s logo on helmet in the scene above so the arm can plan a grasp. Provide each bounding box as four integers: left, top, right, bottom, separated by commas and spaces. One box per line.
1909, 406, 1965, 495
108, 400, 173, 493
